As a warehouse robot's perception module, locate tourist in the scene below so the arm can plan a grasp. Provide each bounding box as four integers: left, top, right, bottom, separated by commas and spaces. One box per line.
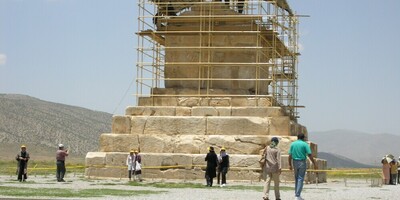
288, 133, 317, 200
56, 144, 69, 182
16, 145, 30, 182
126, 150, 135, 181
219, 147, 229, 187
262, 137, 281, 200
390, 159, 398, 185
133, 150, 142, 181
381, 158, 390, 185
205, 146, 218, 187
397, 157, 400, 184
217, 149, 222, 185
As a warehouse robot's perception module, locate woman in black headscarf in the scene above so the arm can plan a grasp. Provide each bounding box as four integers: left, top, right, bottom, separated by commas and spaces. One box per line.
205, 146, 218, 187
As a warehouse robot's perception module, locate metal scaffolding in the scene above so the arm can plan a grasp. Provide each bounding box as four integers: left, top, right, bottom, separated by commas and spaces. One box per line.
136, 0, 300, 120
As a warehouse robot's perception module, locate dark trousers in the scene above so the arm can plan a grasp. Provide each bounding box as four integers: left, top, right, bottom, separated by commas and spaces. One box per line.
17, 162, 27, 181
221, 167, 228, 184
205, 175, 214, 187
398, 170, 400, 184
56, 160, 66, 181
217, 170, 221, 184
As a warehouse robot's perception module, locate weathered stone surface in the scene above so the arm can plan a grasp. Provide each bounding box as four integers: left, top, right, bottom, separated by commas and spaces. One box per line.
85, 152, 106, 166
192, 107, 218, 116
207, 117, 269, 135
143, 116, 206, 135
258, 98, 272, 107
231, 107, 283, 117
178, 97, 200, 107
216, 107, 231, 116
209, 98, 231, 106
231, 97, 257, 107
99, 134, 139, 152
175, 107, 191, 116
125, 106, 175, 116
269, 116, 291, 136
111, 116, 131, 134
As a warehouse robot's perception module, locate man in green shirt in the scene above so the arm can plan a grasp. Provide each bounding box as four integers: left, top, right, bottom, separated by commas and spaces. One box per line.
288, 133, 318, 200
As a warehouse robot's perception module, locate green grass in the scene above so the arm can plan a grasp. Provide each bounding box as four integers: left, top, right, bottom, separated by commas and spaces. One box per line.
127, 181, 294, 192
326, 168, 381, 179
0, 186, 165, 198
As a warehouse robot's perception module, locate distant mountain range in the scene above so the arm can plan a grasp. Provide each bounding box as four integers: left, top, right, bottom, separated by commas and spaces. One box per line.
0, 94, 112, 159
309, 129, 400, 166
318, 152, 375, 168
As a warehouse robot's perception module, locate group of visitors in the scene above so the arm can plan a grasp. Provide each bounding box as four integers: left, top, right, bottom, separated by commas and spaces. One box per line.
381, 155, 400, 185
15, 143, 68, 182
16, 133, 316, 200
260, 133, 317, 200
204, 146, 230, 187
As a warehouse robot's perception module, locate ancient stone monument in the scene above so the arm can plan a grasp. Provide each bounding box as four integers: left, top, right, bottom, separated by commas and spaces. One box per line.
86, 0, 327, 182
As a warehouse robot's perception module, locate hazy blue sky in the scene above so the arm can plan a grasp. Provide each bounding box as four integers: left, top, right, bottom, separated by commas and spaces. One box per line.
1, 0, 399, 135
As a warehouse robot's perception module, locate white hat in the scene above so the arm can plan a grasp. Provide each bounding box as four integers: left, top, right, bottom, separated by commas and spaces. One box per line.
58, 144, 64, 148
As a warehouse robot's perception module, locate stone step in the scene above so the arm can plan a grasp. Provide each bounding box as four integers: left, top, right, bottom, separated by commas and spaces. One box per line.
112, 116, 295, 136
85, 152, 327, 182
125, 106, 284, 117
138, 96, 273, 107
98, 134, 318, 158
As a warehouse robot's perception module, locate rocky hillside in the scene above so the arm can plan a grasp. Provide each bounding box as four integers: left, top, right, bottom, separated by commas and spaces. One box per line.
0, 94, 112, 157
318, 152, 376, 168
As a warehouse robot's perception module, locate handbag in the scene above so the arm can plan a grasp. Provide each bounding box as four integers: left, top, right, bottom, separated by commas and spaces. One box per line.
135, 161, 142, 171
259, 156, 266, 168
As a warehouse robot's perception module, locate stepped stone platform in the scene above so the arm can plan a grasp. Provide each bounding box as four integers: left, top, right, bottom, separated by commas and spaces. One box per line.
85, 97, 327, 182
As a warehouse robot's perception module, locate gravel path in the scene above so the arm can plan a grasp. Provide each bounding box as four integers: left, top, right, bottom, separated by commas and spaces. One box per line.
0, 175, 398, 200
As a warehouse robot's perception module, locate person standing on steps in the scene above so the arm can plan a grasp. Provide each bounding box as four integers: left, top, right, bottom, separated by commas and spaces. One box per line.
205, 146, 218, 187
56, 144, 69, 182
16, 145, 30, 182
288, 133, 318, 200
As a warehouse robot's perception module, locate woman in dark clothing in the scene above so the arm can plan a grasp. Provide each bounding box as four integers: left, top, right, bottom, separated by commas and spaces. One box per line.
205, 146, 218, 187
219, 147, 230, 187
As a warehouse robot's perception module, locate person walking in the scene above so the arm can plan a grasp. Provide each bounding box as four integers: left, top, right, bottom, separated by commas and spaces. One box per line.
16, 145, 30, 182
262, 137, 281, 200
126, 150, 135, 181
288, 133, 317, 200
205, 146, 218, 187
219, 147, 229, 187
56, 144, 69, 182
133, 150, 143, 181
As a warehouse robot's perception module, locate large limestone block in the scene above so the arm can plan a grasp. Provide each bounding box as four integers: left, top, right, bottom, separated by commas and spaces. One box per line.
125, 106, 176, 116
111, 116, 131, 134
176, 107, 191, 116
258, 98, 272, 107
178, 97, 200, 107
231, 107, 283, 117
269, 116, 291, 136
132, 116, 206, 135
141, 153, 194, 169
85, 152, 106, 167
231, 97, 257, 107
209, 98, 231, 106
99, 134, 139, 152
139, 134, 203, 154
105, 152, 129, 166
192, 107, 219, 116
207, 117, 269, 135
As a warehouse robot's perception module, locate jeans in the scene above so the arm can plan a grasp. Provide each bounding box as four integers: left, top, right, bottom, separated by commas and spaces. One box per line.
17, 162, 27, 181
293, 160, 307, 197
